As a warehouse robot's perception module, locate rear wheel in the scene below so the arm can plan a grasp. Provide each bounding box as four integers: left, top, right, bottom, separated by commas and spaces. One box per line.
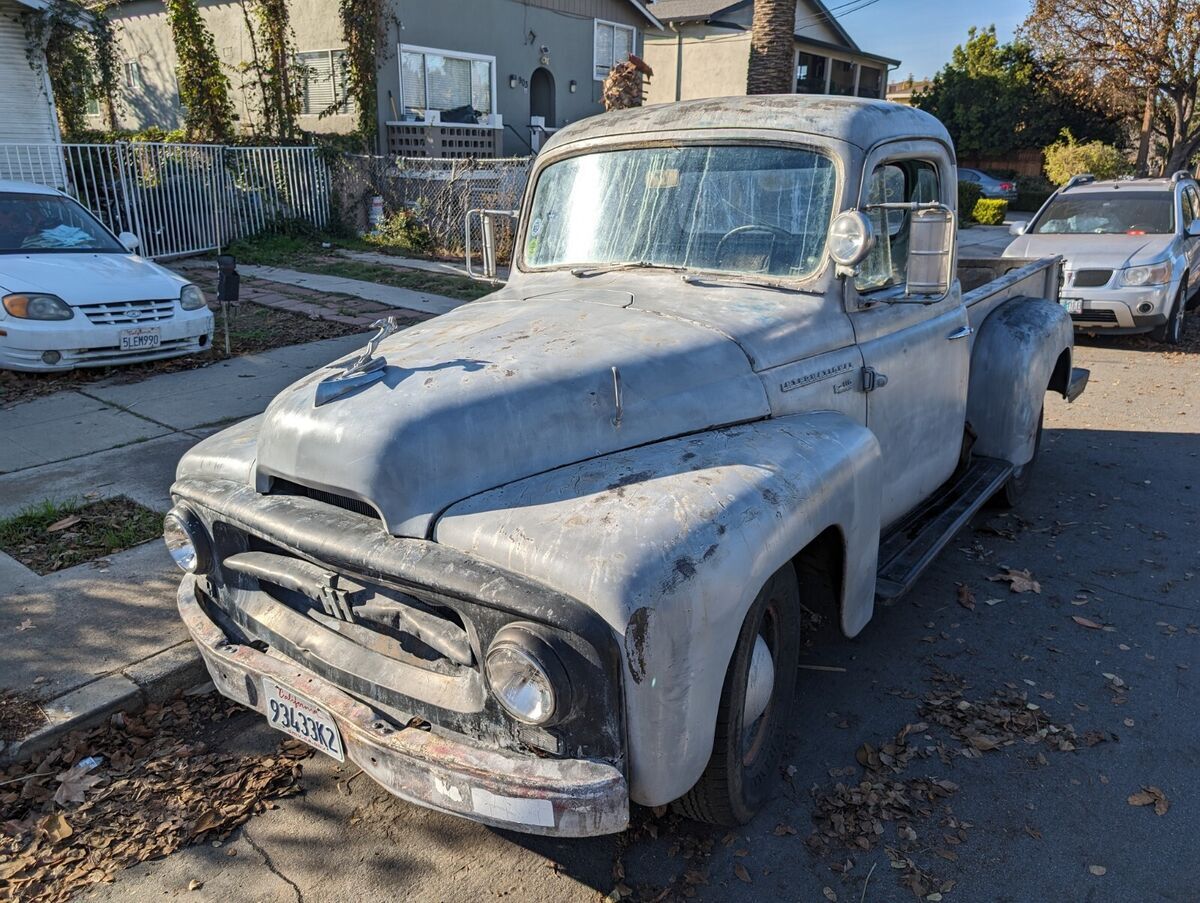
674, 565, 801, 826
1153, 284, 1186, 345
993, 406, 1044, 509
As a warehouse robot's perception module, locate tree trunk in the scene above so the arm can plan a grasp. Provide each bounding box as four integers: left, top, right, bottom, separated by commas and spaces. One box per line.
1135, 87, 1156, 176
747, 0, 798, 95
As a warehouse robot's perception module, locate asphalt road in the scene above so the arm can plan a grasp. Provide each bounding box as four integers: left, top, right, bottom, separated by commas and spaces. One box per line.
89, 323, 1199, 903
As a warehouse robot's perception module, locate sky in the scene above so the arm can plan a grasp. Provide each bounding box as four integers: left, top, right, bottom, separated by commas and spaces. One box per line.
840, 0, 1031, 81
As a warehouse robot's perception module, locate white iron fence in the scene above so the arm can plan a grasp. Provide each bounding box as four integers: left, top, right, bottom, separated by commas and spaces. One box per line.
0, 142, 329, 259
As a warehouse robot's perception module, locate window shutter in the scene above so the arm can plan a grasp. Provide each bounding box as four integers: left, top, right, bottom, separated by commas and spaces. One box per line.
594, 23, 613, 79
298, 51, 335, 115
401, 50, 426, 113
426, 54, 472, 111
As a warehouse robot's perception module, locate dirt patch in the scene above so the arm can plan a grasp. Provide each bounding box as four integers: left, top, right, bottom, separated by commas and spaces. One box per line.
0, 692, 310, 903
0, 691, 47, 744
0, 497, 162, 575
0, 301, 372, 408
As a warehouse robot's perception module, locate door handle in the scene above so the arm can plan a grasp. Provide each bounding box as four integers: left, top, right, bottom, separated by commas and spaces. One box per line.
947, 325, 974, 340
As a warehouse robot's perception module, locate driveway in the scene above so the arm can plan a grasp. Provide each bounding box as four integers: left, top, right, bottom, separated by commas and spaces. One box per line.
79, 320, 1200, 902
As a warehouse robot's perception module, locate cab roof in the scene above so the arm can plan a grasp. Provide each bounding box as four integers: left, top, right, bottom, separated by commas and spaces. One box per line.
542, 96, 952, 155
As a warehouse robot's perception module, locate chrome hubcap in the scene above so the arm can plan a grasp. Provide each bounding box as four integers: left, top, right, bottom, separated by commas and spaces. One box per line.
743, 635, 775, 727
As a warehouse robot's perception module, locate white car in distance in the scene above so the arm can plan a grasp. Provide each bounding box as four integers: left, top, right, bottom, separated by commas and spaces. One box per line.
0, 180, 214, 372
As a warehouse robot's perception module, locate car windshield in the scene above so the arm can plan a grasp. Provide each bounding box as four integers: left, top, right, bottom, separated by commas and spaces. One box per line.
1032, 192, 1174, 235
523, 145, 837, 279
0, 192, 125, 253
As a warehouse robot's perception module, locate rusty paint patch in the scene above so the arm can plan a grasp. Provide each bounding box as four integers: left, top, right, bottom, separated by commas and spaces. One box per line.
625, 607, 652, 683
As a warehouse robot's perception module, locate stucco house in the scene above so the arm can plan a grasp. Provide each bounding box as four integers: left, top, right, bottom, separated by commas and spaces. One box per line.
643, 0, 898, 104
98, 0, 661, 155
1, 0, 64, 181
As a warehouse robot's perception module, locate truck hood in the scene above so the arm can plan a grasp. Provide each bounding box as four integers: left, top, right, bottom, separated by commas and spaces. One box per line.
0, 252, 187, 303
1003, 233, 1174, 272
253, 297, 771, 537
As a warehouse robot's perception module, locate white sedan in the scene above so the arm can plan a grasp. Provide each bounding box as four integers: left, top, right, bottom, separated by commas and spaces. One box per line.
0, 180, 214, 372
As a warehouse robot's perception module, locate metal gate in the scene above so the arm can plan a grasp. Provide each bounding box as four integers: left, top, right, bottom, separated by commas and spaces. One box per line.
0, 142, 329, 259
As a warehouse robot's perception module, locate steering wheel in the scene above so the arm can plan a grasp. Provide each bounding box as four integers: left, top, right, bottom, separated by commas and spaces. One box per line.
715, 224, 791, 271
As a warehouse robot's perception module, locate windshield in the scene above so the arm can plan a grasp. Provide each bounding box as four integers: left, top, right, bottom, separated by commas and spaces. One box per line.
1032, 192, 1175, 236
523, 145, 837, 279
0, 192, 125, 253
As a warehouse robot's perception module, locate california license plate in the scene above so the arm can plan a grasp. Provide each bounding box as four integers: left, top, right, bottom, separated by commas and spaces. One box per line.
261, 677, 345, 761
1061, 298, 1083, 314
119, 327, 161, 351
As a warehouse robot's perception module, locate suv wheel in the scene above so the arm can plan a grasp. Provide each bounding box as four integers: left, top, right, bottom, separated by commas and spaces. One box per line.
1153, 284, 1187, 345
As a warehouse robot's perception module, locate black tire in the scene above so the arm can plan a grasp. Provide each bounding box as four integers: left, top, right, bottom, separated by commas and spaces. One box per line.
992, 406, 1044, 509
674, 564, 801, 826
1153, 284, 1187, 345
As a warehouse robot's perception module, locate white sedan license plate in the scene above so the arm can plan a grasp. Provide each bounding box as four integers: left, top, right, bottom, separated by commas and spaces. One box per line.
262, 678, 345, 761
119, 327, 161, 351
1061, 298, 1084, 314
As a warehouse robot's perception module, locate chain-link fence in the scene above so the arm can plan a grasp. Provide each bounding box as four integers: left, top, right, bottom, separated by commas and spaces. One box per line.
330, 155, 531, 263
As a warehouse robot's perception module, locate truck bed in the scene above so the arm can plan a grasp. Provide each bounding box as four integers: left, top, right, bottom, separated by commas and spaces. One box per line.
959, 256, 1063, 327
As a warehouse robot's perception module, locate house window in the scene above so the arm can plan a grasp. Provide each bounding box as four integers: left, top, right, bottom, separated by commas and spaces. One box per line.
857, 65, 883, 99
297, 49, 355, 115
399, 45, 494, 123
796, 52, 827, 94
829, 59, 856, 96
593, 19, 635, 81
123, 61, 141, 90
86, 97, 101, 117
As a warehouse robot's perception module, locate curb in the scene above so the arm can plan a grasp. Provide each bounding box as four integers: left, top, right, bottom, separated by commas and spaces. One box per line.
1, 642, 207, 767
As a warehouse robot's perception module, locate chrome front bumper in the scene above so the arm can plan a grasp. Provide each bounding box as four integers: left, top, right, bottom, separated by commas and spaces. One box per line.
179, 575, 629, 836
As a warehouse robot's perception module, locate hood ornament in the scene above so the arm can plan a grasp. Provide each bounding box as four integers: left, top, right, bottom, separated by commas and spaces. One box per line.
315, 317, 401, 406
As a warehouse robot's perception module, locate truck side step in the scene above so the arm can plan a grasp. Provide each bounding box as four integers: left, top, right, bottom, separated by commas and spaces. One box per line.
875, 457, 1014, 600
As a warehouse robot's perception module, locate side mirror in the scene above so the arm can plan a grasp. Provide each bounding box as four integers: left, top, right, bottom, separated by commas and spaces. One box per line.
1009, 222, 1027, 237
906, 207, 955, 298
465, 208, 517, 281
118, 231, 141, 253
1187, 218, 1200, 237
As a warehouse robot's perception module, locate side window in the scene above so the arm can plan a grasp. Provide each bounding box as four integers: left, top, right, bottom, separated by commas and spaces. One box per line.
1183, 186, 1199, 230
857, 160, 941, 292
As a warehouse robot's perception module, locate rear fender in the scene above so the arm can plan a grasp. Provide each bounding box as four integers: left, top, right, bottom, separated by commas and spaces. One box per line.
967, 297, 1073, 466
434, 412, 882, 807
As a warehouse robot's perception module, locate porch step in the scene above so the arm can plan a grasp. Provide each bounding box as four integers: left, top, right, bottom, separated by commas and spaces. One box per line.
875, 457, 1014, 600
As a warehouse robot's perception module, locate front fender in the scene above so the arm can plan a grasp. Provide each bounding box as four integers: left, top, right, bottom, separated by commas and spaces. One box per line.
967, 297, 1073, 466
434, 412, 882, 807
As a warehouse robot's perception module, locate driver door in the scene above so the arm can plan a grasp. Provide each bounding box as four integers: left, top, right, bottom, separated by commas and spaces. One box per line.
849, 149, 970, 528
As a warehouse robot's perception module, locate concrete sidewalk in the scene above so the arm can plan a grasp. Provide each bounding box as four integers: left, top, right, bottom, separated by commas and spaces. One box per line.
336, 248, 511, 281
238, 265, 466, 316
0, 332, 368, 762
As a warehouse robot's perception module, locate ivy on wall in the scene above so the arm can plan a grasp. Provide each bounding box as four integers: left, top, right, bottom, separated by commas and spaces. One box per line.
91, 7, 121, 132
336, 0, 385, 146
164, 0, 235, 142
237, 0, 303, 138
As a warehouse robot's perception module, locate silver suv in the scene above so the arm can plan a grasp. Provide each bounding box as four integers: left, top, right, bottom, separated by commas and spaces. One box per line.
1003, 172, 1200, 344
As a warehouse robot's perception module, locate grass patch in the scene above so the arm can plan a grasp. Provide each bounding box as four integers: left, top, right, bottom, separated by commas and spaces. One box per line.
0, 496, 164, 574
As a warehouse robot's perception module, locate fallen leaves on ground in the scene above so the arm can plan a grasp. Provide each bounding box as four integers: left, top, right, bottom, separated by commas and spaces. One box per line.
955, 584, 976, 611
0, 692, 310, 903
920, 677, 1079, 757
1127, 786, 1169, 816
0, 690, 47, 743
987, 568, 1041, 594
1072, 615, 1104, 630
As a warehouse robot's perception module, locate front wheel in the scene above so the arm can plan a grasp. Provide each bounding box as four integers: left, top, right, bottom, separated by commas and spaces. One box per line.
1153, 285, 1186, 345
993, 406, 1044, 509
674, 565, 801, 826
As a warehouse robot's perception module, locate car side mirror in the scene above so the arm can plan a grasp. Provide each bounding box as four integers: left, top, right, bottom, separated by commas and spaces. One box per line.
118, 231, 141, 253
1009, 222, 1027, 236
906, 207, 956, 299
1187, 217, 1200, 237
465, 209, 517, 281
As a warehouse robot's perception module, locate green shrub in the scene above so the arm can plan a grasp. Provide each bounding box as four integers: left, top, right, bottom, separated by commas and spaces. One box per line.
1043, 129, 1130, 186
958, 180, 984, 223
1013, 175, 1055, 212
972, 198, 1008, 225
366, 208, 435, 256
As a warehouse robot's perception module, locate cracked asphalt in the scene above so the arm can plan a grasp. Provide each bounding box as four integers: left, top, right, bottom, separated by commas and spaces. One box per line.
86, 323, 1199, 903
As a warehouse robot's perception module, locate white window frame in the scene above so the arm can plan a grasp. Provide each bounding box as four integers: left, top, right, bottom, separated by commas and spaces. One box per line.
296, 48, 355, 116
397, 43, 498, 126
593, 18, 637, 82
123, 61, 141, 90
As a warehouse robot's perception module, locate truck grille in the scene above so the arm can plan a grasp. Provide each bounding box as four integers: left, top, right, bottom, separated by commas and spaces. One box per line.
1071, 269, 1113, 288
79, 299, 177, 325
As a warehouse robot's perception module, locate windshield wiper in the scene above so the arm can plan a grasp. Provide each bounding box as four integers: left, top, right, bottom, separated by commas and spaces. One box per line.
570, 261, 688, 278
680, 273, 816, 294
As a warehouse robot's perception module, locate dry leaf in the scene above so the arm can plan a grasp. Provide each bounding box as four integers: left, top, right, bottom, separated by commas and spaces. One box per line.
956, 584, 976, 611
47, 514, 82, 533
733, 863, 752, 884
988, 568, 1041, 594
1072, 616, 1103, 630
188, 879, 204, 891
1089, 865, 1107, 876
36, 812, 72, 843
15, 619, 35, 632
822, 887, 838, 902
1127, 786, 1169, 816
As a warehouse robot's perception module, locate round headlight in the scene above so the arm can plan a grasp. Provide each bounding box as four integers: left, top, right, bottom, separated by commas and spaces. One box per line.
485, 626, 570, 725
163, 505, 210, 573
828, 211, 876, 267
180, 284, 206, 310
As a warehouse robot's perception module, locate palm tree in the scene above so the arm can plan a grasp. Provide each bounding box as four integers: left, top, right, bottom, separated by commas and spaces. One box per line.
747, 0, 799, 94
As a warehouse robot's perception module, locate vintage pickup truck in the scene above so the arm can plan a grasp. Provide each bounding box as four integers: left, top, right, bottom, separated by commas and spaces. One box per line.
164, 97, 1088, 837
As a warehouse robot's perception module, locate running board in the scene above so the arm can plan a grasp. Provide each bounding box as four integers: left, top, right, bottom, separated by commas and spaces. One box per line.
875, 457, 1013, 600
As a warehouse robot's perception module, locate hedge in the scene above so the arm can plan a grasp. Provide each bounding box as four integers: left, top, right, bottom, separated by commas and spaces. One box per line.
972, 199, 1009, 226
958, 180, 984, 224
